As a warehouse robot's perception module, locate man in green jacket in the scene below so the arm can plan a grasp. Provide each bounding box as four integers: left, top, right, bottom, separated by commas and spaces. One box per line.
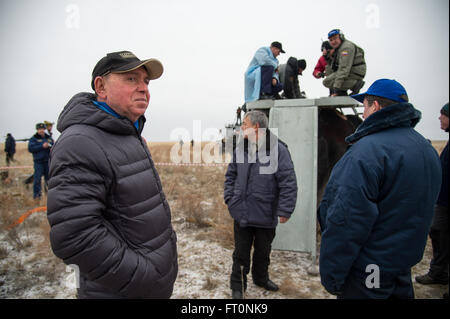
323, 29, 366, 96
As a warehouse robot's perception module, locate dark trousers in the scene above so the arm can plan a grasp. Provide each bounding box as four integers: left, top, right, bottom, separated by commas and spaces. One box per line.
260, 65, 283, 96
230, 221, 276, 291
429, 204, 449, 281
6, 153, 14, 166
33, 161, 49, 199
338, 270, 414, 299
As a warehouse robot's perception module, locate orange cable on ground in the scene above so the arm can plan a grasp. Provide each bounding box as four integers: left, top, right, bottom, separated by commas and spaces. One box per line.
7, 206, 47, 230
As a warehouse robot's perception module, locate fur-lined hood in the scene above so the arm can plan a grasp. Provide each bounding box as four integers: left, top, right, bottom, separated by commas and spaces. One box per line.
345, 102, 421, 144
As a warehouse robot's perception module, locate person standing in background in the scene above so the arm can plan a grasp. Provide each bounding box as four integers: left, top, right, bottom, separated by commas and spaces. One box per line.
4, 133, 16, 166
28, 123, 53, 200
416, 103, 449, 293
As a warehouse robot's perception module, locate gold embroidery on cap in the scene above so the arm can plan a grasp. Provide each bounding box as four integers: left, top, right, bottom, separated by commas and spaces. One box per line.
119, 52, 136, 59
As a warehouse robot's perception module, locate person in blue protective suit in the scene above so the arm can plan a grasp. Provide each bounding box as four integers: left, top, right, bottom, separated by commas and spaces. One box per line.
318, 79, 442, 299
244, 41, 285, 103
28, 123, 54, 199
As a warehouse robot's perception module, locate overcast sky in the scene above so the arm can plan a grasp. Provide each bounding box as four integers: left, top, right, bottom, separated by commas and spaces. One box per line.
0, 0, 449, 142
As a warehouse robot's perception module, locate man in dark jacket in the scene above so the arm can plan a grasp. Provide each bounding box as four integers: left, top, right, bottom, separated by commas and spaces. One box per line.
318, 79, 442, 299
4, 133, 16, 166
28, 123, 53, 199
416, 103, 449, 287
47, 51, 178, 299
224, 110, 298, 299
279, 57, 306, 99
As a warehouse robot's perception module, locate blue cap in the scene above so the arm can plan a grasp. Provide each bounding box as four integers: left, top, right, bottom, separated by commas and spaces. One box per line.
351, 79, 408, 103
328, 29, 341, 38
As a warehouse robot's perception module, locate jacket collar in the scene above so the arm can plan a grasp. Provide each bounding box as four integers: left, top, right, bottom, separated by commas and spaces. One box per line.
237, 129, 280, 152
57, 92, 145, 136
345, 102, 421, 144
33, 132, 50, 139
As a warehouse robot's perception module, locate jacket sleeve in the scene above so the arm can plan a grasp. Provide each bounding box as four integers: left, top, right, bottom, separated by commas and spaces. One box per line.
333, 44, 356, 90
275, 146, 298, 217
28, 137, 43, 153
224, 153, 237, 204
282, 66, 296, 98
318, 152, 380, 295
313, 56, 326, 78
254, 47, 278, 69
47, 134, 164, 298
293, 77, 301, 98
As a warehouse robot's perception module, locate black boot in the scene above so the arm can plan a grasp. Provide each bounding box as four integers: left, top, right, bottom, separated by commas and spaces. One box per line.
232, 290, 243, 299
254, 279, 279, 291
415, 273, 449, 285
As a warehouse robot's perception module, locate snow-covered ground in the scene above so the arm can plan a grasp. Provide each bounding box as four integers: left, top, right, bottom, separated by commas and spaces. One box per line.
172, 222, 330, 299
0, 210, 447, 299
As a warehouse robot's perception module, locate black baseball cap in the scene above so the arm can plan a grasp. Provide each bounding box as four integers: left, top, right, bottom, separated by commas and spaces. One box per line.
271, 41, 285, 53
36, 123, 45, 130
321, 41, 332, 51
91, 51, 163, 90
297, 59, 307, 70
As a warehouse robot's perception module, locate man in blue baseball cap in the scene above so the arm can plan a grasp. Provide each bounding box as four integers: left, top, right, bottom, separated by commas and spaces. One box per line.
318, 78, 442, 298
323, 29, 366, 96
351, 78, 410, 119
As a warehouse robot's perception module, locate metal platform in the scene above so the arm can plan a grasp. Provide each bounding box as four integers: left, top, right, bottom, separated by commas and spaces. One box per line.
246, 97, 362, 258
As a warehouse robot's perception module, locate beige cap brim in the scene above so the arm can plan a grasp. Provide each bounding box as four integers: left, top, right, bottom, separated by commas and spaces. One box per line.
114, 58, 164, 80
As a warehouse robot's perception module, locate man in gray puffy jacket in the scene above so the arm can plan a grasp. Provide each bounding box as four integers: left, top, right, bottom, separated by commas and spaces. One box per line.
47, 51, 178, 299
224, 111, 298, 299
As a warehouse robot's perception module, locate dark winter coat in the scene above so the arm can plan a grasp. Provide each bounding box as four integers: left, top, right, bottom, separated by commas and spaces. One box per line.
5, 134, 16, 155
279, 57, 302, 99
318, 102, 442, 295
28, 133, 53, 163
437, 140, 448, 207
224, 132, 298, 228
47, 92, 178, 299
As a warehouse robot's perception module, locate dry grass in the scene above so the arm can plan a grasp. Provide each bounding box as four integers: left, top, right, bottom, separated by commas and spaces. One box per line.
156, 164, 234, 248
148, 141, 235, 249
202, 276, 219, 291
0, 142, 68, 298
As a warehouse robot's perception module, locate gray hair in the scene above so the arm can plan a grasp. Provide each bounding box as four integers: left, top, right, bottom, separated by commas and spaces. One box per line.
244, 110, 268, 128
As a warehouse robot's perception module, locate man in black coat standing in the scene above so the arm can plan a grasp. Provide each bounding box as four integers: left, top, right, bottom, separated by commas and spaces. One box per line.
4, 133, 16, 166
279, 57, 306, 99
224, 110, 298, 299
416, 103, 449, 291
